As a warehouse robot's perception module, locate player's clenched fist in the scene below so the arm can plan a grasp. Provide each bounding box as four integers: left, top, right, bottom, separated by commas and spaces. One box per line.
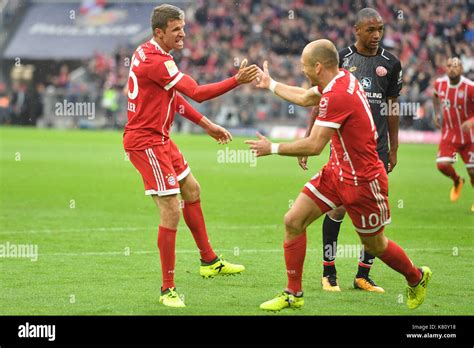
245, 132, 272, 157
235, 58, 259, 84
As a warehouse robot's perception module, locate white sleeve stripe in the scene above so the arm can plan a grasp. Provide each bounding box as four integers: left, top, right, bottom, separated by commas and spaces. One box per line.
164, 72, 184, 91
314, 120, 341, 129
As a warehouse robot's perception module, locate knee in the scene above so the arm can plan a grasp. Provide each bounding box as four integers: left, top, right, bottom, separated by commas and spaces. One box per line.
328, 206, 346, 221
436, 162, 450, 171
284, 211, 304, 236
361, 236, 388, 257
182, 179, 201, 202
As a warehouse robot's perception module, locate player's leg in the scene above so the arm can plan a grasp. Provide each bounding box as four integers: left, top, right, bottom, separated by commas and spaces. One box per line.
179, 172, 217, 263
260, 167, 340, 311
321, 207, 345, 291
344, 174, 431, 309
353, 150, 390, 293
260, 192, 325, 311
358, 229, 431, 309
127, 146, 185, 307
171, 140, 244, 277
437, 141, 464, 201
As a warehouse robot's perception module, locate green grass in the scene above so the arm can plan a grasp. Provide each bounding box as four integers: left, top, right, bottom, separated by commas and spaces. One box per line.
0, 126, 472, 315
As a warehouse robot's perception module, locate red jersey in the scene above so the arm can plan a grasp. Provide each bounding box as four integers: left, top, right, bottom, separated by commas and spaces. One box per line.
434, 76, 474, 145
314, 69, 385, 186
123, 39, 184, 150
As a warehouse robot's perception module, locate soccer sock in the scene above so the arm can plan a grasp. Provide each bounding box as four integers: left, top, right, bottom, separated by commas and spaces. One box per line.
437, 163, 459, 183
182, 199, 217, 263
378, 240, 422, 286
284, 232, 307, 294
322, 215, 342, 276
356, 249, 376, 278
157, 226, 177, 291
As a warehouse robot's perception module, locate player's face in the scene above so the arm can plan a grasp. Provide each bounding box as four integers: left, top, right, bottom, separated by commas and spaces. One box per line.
355, 17, 384, 50
158, 19, 186, 51
300, 58, 318, 86
446, 58, 463, 79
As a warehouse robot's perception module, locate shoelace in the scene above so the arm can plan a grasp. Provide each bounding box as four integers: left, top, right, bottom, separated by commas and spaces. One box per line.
365, 277, 377, 286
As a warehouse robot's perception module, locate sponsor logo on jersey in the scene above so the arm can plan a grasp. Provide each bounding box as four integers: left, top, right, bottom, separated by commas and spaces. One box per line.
360, 77, 372, 90
164, 60, 179, 77
349, 66, 357, 72
376, 66, 387, 77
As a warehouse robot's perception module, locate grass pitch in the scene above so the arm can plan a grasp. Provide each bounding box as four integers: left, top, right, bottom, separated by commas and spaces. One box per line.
0, 126, 472, 315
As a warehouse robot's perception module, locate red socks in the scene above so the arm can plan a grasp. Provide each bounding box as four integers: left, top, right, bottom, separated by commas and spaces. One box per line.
437, 162, 459, 183
284, 232, 307, 294
157, 226, 177, 290
379, 240, 422, 286
182, 199, 217, 263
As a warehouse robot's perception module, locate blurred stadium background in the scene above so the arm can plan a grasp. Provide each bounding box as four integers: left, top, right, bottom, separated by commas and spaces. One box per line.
0, 0, 473, 139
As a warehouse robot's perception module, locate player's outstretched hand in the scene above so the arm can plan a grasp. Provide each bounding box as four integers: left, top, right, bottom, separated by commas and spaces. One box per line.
245, 132, 272, 157
255, 60, 272, 89
297, 156, 308, 170
235, 58, 259, 84
206, 123, 233, 145
433, 115, 441, 129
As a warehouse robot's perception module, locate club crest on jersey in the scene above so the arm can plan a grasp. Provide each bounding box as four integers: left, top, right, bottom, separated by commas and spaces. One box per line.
349, 66, 357, 72
166, 174, 176, 186
376, 66, 387, 77
319, 97, 329, 118
164, 60, 179, 77
458, 91, 464, 98
360, 77, 372, 90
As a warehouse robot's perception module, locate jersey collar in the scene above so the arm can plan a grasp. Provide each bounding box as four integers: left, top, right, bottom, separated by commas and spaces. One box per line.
448, 75, 464, 88
322, 70, 346, 94
149, 38, 173, 57
351, 44, 382, 57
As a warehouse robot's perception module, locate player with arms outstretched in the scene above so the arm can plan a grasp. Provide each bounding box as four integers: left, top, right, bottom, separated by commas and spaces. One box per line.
124, 4, 259, 308
247, 39, 431, 311
433, 57, 474, 211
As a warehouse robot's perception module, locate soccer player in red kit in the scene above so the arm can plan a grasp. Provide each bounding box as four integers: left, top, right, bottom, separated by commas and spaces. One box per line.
124, 4, 259, 308
246, 39, 431, 311
433, 57, 474, 211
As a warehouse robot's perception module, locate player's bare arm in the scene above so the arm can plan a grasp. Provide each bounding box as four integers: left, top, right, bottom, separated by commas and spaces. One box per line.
174, 59, 259, 103
432, 93, 441, 129
387, 96, 400, 173
255, 61, 321, 107
297, 106, 320, 170
245, 124, 334, 157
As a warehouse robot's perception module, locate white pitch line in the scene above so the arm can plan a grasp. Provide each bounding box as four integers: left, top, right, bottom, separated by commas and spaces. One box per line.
35, 247, 474, 257
0, 224, 472, 235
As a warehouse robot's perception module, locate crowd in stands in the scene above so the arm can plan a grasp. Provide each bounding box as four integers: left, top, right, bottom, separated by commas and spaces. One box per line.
2, 0, 473, 130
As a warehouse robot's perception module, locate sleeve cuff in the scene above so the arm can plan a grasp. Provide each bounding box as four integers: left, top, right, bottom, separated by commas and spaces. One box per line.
315, 120, 341, 129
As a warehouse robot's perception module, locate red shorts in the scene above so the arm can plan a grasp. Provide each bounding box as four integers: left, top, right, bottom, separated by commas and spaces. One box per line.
437, 139, 474, 168
302, 166, 391, 236
126, 140, 190, 196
